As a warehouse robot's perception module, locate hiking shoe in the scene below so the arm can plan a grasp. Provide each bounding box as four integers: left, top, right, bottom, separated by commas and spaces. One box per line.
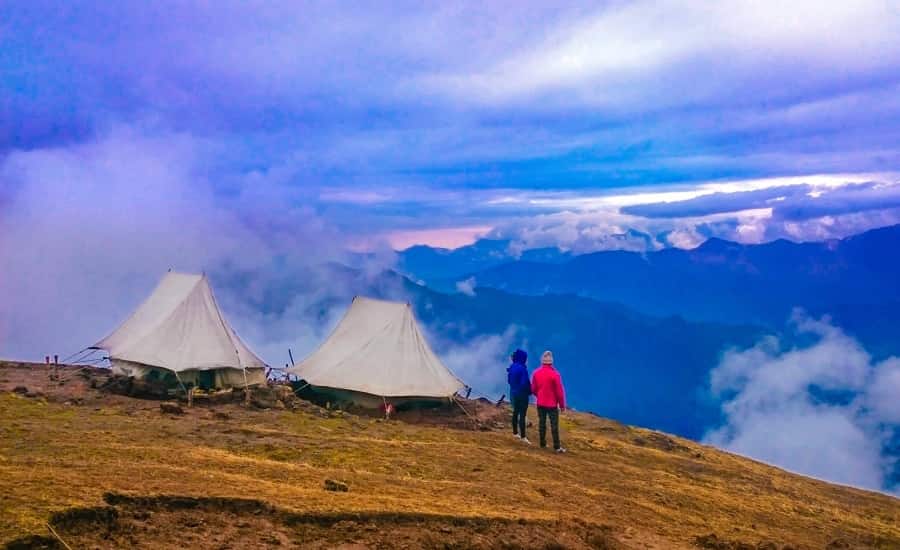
512, 433, 521, 439
520, 437, 532, 445
555, 447, 567, 454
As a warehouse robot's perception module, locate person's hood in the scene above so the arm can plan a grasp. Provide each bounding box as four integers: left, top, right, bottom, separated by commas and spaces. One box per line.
512, 349, 527, 365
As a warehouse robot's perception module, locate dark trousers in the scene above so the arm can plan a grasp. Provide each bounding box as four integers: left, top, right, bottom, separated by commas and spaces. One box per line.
511, 395, 529, 436
538, 406, 561, 449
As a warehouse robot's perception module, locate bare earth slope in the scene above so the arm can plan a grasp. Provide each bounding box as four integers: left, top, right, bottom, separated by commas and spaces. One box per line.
1, 362, 898, 549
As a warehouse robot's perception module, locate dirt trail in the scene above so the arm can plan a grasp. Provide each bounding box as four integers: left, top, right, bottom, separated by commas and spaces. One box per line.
5, 493, 619, 550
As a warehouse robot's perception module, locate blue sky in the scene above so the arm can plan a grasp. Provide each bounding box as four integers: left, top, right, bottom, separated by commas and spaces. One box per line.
3, 1, 900, 251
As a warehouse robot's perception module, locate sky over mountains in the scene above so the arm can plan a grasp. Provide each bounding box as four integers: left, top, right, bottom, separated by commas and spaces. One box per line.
3, 1, 900, 252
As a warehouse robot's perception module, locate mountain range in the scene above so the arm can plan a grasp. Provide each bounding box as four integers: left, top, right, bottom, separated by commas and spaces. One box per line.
409, 225, 900, 356
396, 238, 572, 282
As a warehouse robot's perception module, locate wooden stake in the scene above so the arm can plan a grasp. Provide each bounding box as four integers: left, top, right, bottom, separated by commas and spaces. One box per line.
242, 368, 250, 405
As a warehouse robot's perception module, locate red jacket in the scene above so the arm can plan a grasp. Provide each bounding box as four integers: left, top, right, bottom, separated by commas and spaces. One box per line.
531, 364, 566, 409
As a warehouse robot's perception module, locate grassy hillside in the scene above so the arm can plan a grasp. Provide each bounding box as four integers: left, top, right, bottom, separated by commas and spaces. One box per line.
1, 362, 898, 549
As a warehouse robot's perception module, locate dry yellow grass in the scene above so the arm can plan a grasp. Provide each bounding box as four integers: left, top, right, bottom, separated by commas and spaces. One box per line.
1, 363, 898, 549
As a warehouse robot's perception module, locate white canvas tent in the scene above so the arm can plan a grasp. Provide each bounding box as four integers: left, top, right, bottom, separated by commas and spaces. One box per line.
91, 271, 267, 389
288, 296, 465, 405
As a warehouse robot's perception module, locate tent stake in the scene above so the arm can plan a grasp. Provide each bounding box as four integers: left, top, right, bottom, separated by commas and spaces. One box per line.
453, 397, 478, 428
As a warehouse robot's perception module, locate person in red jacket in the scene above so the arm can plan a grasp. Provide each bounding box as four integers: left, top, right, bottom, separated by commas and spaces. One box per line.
530, 350, 567, 453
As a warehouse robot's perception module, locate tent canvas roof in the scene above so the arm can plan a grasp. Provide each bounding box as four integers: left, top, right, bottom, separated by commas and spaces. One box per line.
287, 296, 465, 398
92, 272, 266, 373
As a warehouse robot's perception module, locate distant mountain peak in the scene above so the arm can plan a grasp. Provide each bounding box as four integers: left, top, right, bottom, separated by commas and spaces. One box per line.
695, 237, 743, 253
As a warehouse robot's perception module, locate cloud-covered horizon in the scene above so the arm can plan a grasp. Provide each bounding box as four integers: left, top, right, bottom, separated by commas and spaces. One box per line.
705, 313, 900, 495
3, 1, 900, 252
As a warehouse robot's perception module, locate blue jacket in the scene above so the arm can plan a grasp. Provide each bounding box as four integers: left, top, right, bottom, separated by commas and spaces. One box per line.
507, 349, 531, 398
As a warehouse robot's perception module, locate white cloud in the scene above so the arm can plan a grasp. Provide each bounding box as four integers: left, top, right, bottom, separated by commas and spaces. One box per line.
664, 226, 705, 249
429, 1, 900, 108
455, 277, 477, 297
866, 358, 900, 425
704, 314, 900, 493
428, 325, 522, 399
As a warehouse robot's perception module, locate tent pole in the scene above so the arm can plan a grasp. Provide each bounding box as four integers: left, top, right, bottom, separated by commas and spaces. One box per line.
382, 395, 392, 420
242, 368, 250, 405
174, 372, 191, 407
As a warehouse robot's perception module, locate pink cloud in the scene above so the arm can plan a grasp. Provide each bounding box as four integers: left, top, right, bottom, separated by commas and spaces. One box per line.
385, 225, 493, 250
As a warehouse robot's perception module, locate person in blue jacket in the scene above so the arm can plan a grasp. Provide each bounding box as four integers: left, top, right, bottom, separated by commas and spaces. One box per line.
507, 349, 532, 444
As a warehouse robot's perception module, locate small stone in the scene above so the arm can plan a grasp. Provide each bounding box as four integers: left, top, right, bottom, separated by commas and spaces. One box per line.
12, 386, 28, 394
160, 402, 185, 415
324, 479, 349, 492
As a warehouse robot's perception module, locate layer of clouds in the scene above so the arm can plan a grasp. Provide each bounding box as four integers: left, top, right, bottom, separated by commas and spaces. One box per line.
484, 176, 900, 253
621, 185, 813, 219
704, 314, 900, 494
430, 2, 900, 109
0, 126, 372, 363
622, 181, 900, 222
3, 1, 900, 200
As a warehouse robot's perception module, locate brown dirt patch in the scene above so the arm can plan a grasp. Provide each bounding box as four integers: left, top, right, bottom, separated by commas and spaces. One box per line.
5, 493, 620, 550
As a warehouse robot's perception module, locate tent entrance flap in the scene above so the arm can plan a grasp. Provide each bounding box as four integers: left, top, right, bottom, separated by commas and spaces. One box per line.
197, 370, 216, 390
